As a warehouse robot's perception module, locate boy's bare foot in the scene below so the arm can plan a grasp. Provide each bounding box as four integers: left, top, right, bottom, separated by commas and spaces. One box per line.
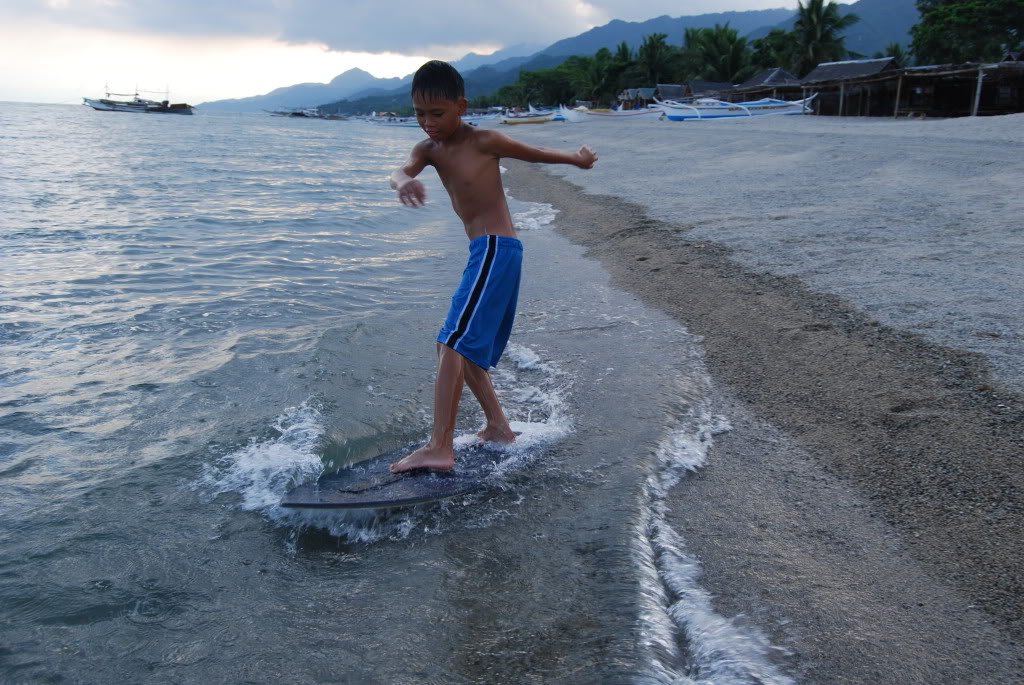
477, 425, 517, 444
389, 445, 456, 473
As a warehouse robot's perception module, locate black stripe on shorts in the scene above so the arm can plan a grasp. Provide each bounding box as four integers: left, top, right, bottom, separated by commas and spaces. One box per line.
445, 235, 497, 349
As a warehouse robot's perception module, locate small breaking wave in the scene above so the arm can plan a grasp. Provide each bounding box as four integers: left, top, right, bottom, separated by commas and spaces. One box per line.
634, 392, 794, 684
196, 343, 572, 544
197, 401, 325, 512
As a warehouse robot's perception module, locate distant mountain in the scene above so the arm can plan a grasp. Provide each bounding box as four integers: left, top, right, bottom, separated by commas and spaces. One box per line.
542, 9, 796, 56
197, 45, 541, 112
451, 43, 543, 72
747, 0, 919, 56
206, 0, 920, 113
198, 68, 409, 112
319, 9, 802, 114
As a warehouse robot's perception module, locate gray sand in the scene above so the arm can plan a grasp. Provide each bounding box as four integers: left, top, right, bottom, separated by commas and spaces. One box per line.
509, 114, 1024, 393
499, 114, 1024, 682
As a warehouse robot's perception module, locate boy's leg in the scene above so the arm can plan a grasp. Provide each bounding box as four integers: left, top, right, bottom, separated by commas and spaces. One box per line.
462, 359, 516, 443
390, 343, 464, 473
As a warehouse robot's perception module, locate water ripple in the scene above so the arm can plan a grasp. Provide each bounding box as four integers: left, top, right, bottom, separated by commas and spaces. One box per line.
1, 104, 454, 492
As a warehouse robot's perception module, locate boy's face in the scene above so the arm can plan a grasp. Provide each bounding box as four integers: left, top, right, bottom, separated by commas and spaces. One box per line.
412, 93, 468, 141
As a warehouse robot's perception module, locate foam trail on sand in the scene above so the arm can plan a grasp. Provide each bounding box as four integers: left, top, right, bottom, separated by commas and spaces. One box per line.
634, 391, 794, 684
511, 202, 559, 231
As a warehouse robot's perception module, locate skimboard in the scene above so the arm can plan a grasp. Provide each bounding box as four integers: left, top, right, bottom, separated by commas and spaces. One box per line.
280, 441, 510, 509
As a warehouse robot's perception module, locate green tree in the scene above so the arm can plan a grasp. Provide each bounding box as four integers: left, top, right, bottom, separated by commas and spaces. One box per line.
636, 33, 677, 86
493, 83, 526, 108
682, 23, 758, 83
565, 49, 617, 104
518, 66, 576, 107
614, 40, 633, 64
911, 0, 1024, 65
793, 0, 861, 76
752, 28, 798, 71
873, 43, 912, 68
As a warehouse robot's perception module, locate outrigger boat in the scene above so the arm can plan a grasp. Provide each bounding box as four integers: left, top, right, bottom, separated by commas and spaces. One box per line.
501, 105, 556, 125
369, 114, 487, 128
500, 111, 555, 125
556, 105, 664, 123
581, 106, 663, 120
83, 87, 194, 115
654, 95, 815, 120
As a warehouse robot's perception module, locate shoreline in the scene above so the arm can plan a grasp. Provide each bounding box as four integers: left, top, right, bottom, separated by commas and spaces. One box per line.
503, 151, 1024, 679
505, 114, 1024, 394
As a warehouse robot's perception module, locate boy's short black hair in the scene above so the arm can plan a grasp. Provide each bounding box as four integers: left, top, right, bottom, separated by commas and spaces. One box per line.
411, 60, 465, 101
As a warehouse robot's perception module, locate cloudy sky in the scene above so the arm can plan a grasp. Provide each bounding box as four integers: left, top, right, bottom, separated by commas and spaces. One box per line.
0, 0, 799, 104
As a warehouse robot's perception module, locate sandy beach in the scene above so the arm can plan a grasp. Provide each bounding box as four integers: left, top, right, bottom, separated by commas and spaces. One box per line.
501, 114, 1024, 683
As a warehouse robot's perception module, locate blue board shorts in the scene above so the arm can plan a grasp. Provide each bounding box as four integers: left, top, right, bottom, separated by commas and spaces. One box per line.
438, 235, 523, 370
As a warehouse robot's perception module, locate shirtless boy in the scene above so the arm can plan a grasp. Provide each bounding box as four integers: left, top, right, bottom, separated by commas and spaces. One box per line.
388, 60, 597, 473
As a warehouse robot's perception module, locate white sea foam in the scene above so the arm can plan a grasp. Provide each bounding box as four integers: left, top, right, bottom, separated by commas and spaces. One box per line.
198, 344, 572, 544
511, 202, 559, 231
634, 393, 794, 684
197, 400, 325, 512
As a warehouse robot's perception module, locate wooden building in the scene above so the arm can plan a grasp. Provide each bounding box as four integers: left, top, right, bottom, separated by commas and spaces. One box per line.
799, 57, 900, 116
654, 81, 736, 100
798, 55, 1024, 118
729, 68, 803, 100
893, 61, 1024, 117
654, 52, 1023, 118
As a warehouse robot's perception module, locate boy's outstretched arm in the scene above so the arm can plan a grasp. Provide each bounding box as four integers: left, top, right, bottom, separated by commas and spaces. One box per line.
485, 131, 597, 169
391, 142, 430, 207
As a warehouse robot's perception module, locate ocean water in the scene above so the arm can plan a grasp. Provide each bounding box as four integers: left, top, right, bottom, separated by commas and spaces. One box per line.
0, 103, 792, 683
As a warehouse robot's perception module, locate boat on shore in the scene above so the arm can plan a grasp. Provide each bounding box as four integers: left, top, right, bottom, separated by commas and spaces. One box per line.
583, 106, 663, 120
500, 109, 556, 125
266, 108, 348, 120
83, 88, 194, 115
654, 95, 815, 120
372, 118, 421, 127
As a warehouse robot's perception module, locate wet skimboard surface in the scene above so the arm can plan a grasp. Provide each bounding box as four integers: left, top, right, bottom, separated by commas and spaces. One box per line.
280, 441, 510, 509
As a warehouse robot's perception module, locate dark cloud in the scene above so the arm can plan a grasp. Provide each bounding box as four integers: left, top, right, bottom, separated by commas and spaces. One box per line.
277, 0, 595, 52
4, 0, 282, 37
4, 1, 790, 53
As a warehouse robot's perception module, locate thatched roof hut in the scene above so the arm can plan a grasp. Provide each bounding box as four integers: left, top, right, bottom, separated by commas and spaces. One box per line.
802, 57, 898, 85
654, 81, 735, 101
731, 68, 803, 100
688, 80, 735, 97
798, 55, 1023, 118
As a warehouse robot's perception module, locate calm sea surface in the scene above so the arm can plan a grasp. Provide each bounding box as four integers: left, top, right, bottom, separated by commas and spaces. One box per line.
0, 103, 792, 683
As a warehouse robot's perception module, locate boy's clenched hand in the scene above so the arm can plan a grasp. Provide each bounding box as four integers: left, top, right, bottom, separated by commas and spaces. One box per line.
575, 145, 598, 169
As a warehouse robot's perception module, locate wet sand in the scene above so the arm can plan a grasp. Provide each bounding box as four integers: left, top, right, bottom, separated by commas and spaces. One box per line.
500, 114, 1024, 683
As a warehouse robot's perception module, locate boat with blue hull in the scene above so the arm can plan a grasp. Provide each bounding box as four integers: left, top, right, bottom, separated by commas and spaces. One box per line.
655, 95, 814, 120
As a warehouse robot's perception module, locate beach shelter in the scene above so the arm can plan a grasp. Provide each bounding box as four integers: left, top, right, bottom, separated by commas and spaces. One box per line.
800, 57, 899, 116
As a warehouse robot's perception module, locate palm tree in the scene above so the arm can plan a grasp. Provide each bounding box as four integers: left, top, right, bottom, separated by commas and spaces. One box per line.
614, 41, 633, 65
636, 33, 675, 86
752, 28, 798, 72
683, 23, 758, 84
566, 54, 611, 103
793, 0, 861, 76
873, 43, 911, 69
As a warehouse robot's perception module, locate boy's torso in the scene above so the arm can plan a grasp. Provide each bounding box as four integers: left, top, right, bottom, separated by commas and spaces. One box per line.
425, 126, 517, 241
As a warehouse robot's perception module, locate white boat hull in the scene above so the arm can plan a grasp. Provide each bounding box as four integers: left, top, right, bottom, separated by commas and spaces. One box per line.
655, 96, 814, 120
501, 111, 556, 125
372, 119, 421, 127
83, 97, 150, 112
83, 97, 194, 115
583, 108, 663, 119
